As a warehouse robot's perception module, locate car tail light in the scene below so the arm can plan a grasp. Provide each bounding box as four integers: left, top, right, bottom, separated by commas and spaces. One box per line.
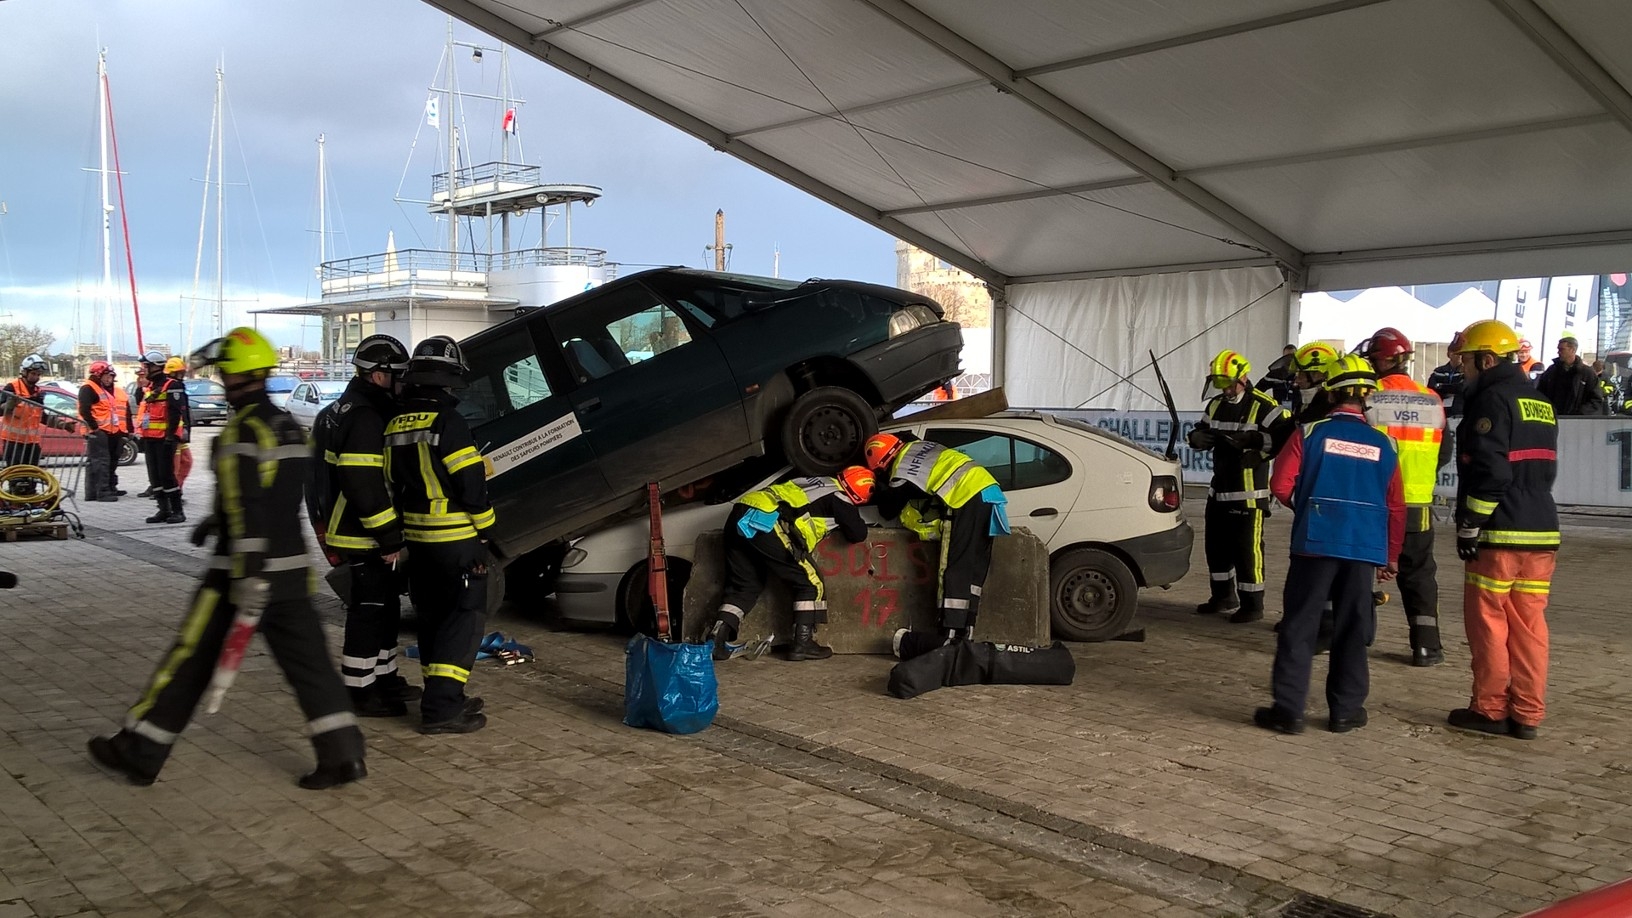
888, 304, 939, 338
1148, 475, 1181, 512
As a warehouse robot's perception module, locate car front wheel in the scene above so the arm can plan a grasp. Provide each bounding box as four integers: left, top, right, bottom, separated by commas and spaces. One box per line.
1048, 548, 1138, 642
779, 385, 878, 476
117, 438, 139, 466
617, 559, 691, 640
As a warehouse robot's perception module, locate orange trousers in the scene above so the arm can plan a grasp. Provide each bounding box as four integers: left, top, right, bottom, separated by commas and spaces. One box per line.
1463, 549, 1556, 726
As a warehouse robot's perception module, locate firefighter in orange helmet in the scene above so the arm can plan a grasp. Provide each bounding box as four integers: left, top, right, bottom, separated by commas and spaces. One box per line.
708, 466, 875, 662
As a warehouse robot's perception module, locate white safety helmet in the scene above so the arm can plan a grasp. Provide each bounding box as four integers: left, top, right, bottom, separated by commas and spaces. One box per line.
19, 354, 47, 374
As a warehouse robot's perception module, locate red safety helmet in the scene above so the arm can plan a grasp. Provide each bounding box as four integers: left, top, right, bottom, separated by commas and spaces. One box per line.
863, 433, 904, 471
1359, 327, 1413, 361
838, 466, 876, 504
1447, 331, 1467, 357
88, 361, 113, 378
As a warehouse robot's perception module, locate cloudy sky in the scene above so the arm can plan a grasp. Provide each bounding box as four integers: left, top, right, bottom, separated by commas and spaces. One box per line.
0, 0, 896, 356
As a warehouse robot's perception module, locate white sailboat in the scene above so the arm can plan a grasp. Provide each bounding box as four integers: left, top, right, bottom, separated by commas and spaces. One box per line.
263, 18, 614, 362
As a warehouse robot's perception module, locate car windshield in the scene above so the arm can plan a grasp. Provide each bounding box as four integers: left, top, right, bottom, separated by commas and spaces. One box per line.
183, 379, 226, 398
313, 382, 347, 401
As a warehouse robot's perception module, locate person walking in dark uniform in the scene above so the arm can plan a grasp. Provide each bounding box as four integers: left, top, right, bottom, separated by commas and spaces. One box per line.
307, 334, 420, 717
1535, 334, 1604, 416
1188, 349, 1294, 623
78, 361, 130, 502
88, 328, 366, 790
384, 336, 492, 735
708, 466, 875, 662
1257, 355, 1405, 734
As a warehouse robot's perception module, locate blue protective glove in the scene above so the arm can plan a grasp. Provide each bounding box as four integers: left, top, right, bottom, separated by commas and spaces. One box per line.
981, 485, 1011, 536
736, 507, 781, 538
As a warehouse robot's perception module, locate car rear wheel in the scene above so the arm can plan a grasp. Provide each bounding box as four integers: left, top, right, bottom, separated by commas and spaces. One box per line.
1049, 548, 1138, 642
616, 559, 691, 639
780, 385, 878, 476
117, 437, 139, 466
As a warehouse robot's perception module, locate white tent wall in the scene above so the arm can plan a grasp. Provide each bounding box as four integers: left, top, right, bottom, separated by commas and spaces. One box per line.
1003, 266, 1291, 412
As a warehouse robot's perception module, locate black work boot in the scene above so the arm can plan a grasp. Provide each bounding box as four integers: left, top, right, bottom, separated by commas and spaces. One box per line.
708, 610, 742, 662
420, 711, 487, 735
350, 687, 408, 718
1228, 593, 1265, 624
145, 493, 171, 524
1196, 588, 1239, 615
1412, 647, 1445, 667
164, 493, 186, 524
298, 760, 367, 790
1446, 708, 1508, 736
787, 624, 833, 661
87, 735, 158, 786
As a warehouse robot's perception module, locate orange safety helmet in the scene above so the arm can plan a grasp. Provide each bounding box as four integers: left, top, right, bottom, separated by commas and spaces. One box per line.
838, 465, 876, 504
863, 433, 903, 471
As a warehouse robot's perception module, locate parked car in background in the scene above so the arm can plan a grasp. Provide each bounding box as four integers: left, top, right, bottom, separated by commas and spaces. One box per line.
286, 379, 348, 430
264, 375, 301, 409
183, 378, 229, 426
28, 389, 135, 466
460, 267, 963, 607
551, 412, 1193, 642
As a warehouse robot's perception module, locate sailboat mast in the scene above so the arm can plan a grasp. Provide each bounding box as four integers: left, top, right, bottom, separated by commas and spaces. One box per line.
97, 50, 114, 365
213, 62, 225, 340
445, 18, 459, 263
317, 133, 327, 266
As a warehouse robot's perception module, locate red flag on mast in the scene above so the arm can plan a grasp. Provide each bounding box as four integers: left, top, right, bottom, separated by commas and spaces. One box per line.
502, 108, 516, 134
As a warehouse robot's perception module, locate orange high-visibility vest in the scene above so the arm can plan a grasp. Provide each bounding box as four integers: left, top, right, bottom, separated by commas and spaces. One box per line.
1, 379, 43, 445
87, 380, 128, 434
140, 378, 180, 439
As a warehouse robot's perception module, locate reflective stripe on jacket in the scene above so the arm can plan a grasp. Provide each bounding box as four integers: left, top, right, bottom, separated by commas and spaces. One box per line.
308, 378, 403, 553
383, 395, 495, 545
85, 380, 127, 434
211, 397, 313, 599
886, 441, 998, 510
1456, 361, 1560, 550
739, 477, 843, 552
1366, 373, 1444, 508
1203, 388, 1291, 508
141, 378, 186, 439
1, 379, 43, 445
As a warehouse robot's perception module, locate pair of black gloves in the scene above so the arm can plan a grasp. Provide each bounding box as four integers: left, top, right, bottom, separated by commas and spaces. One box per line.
1186, 424, 1265, 452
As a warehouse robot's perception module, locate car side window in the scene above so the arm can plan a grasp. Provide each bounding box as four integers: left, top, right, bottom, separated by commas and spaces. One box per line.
553, 284, 696, 384
291, 384, 309, 403
461, 324, 557, 425
925, 428, 1071, 492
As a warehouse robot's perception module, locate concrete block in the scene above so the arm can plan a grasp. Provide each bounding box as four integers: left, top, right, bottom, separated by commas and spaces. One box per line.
681, 526, 1050, 654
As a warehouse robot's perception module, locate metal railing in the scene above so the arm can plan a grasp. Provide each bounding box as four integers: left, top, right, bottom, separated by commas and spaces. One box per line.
319, 246, 611, 285
430, 161, 542, 197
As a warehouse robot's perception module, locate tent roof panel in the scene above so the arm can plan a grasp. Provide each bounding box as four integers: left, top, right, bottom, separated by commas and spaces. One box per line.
433, 0, 1632, 289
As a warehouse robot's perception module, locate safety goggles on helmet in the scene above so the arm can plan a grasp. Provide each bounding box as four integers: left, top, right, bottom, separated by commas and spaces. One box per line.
20, 354, 47, 374
140, 350, 166, 366
863, 433, 903, 471
191, 327, 278, 375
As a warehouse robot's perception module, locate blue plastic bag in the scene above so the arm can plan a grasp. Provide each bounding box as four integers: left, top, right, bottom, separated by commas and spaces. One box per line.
623, 634, 719, 734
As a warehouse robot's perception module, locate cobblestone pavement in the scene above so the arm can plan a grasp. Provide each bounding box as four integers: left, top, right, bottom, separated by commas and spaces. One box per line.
2, 448, 1629, 917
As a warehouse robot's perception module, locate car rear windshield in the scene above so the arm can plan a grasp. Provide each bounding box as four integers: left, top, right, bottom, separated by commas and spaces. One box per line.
264, 377, 298, 393
184, 380, 226, 397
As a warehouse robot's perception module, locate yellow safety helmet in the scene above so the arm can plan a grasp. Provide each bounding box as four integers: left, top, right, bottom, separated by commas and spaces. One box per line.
1321, 353, 1379, 394
1207, 349, 1251, 389
1292, 342, 1340, 377
192, 327, 278, 375
163, 356, 186, 374
1459, 319, 1521, 357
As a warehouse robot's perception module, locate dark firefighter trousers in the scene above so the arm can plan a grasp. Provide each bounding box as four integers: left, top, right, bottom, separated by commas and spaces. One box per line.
721, 511, 827, 628
937, 500, 996, 632
338, 553, 408, 703
1203, 499, 1266, 614
1271, 555, 1376, 723
86, 430, 120, 498
1397, 509, 1442, 653
109, 571, 364, 777
405, 538, 488, 724
143, 438, 181, 504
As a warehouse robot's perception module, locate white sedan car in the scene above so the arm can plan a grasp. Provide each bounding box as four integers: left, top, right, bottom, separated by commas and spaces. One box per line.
552, 411, 1193, 642
285, 379, 349, 430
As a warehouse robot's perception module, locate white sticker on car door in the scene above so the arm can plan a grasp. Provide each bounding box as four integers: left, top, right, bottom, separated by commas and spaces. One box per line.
484, 413, 584, 479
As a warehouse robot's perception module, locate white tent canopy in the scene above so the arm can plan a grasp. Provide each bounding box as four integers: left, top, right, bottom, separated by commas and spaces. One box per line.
426, 0, 1632, 407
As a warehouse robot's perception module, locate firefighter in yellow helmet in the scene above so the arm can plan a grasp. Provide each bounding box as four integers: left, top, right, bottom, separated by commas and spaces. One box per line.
707, 466, 875, 662
1447, 319, 1559, 740
865, 432, 1010, 643
139, 352, 190, 524
1357, 327, 1447, 666
90, 328, 366, 790
1187, 349, 1294, 623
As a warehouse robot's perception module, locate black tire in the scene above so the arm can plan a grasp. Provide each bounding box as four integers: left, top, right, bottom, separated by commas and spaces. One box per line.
616, 559, 691, 639
505, 541, 568, 601
1048, 548, 1138, 642
779, 385, 878, 476
484, 557, 508, 618
117, 438, 139, 466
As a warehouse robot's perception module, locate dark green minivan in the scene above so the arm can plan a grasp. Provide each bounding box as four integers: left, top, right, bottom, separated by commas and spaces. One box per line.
457, 268, 962, 593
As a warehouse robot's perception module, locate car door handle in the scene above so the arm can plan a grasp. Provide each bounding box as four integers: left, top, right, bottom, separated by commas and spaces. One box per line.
1029, 507, 1058, 518
577, 397, 602, 413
